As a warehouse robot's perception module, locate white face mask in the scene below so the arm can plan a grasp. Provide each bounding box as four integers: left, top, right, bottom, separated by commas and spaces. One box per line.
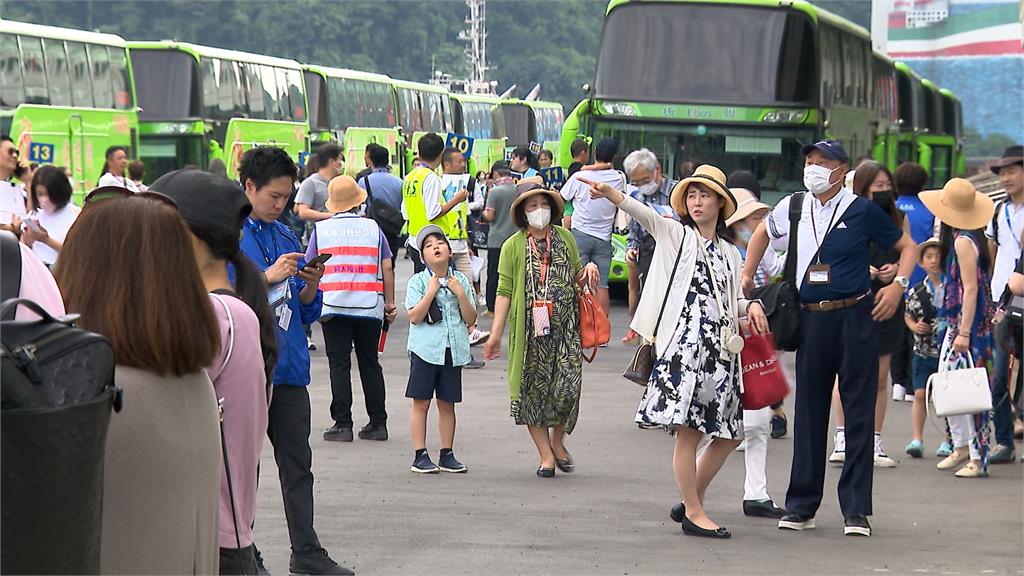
803, 164, 841, 196
526, 207, 551, 229
636, 181, 660, 196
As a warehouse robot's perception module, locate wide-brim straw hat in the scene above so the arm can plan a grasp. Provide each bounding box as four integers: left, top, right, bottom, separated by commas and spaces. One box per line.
509, 181, 565, 229
670, 164, 736, 220
919, 178, 994, 231
917, 237, 941, 263
725, 187, 770, 227
325, 175, 367, 213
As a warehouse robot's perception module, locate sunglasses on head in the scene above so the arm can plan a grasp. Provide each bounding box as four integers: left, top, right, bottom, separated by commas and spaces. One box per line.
83, 186, 177, 209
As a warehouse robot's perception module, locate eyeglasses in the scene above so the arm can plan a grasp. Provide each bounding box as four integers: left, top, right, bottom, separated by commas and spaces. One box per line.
6, 148, 18, 158
83, 186, 177, 209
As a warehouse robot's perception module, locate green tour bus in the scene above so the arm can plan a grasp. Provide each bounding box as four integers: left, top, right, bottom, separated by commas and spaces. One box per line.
128, 41, 307, 181
449, 92, 507, 175
563, 0, 961, 285
391, 79, 453, 174
303, 65, 402, 177
1, 20, 139, 201
501, 98, 564, 159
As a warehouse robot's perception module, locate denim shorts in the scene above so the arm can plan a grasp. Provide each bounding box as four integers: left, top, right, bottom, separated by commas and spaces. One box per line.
911, 354, 940, 392
571, 229, 612, 288
406, 350, 463, 403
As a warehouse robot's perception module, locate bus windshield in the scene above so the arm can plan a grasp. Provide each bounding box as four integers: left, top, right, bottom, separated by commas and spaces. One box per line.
131, 49, 198, 120
596, 3, 816, 106
502, 104, 530, 147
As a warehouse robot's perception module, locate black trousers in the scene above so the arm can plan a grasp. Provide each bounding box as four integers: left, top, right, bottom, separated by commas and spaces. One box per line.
486, 247, 501, 312
322, 316, 388, 428
787, 297, 878, 518
267, 385, 321, 553
219, 545, 258, 575
889, 324, 913, 387
408, 245, 426, 273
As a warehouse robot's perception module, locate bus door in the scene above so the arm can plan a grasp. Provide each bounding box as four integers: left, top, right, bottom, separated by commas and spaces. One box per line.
340, 127, 402, 178
68, 114, 86, 197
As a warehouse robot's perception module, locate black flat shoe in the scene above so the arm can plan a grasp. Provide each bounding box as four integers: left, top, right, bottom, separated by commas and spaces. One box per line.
536, 467, 555, 478
681, 516, 731, 539
555, 455, 575, 473
743, 499, 787, 519
670, 502, 686, 523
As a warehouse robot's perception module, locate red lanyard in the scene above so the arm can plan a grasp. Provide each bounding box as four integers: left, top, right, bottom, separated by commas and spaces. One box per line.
528, 231, 551, 287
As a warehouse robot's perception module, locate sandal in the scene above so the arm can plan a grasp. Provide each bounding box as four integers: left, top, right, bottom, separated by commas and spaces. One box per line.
621, 329, 639, 344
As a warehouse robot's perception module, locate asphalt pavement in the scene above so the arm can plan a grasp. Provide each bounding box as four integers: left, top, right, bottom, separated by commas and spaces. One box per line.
253, 261, 1023, 575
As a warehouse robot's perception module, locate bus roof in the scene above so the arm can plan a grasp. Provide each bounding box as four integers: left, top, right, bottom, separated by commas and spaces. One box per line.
894, 61, 923, 81
391, 79, 449, 94
939, 88, 960, 102
450, 93, 503, 105
127, 40, 302, 69
604, 0, 870, 41
503, 98, 563, 111
0, 19, 128, 47
302, 64, 393, 84
921, 78, 938, 91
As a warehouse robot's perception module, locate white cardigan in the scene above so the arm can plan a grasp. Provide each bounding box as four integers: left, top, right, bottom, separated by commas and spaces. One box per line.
620, 195, 751, 359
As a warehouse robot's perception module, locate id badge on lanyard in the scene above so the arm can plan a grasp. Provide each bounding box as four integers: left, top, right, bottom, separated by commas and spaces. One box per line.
807, 263, 831, 285
268, 281, 292, 330
529, 233, 553, 338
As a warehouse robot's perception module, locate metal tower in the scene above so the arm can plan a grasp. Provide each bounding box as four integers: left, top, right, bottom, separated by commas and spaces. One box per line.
458, 0, 494, 94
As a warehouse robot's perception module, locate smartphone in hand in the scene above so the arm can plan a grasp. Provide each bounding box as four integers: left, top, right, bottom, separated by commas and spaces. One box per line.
303, 253, 331, 270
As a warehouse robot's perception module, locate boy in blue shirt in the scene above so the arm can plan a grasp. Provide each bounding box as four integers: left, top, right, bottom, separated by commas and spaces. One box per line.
405, 224, 476, 473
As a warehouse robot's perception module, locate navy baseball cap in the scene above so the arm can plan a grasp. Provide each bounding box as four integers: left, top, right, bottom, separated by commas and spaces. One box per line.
800, 140, 849, 163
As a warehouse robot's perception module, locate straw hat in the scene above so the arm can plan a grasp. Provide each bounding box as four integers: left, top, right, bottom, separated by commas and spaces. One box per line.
325, 175, 367, 213
509, 181, 565, 229
919, 178, 994, 231
917, 237, 941, 263
670, 164, 736, 220
725, 188, 770, 227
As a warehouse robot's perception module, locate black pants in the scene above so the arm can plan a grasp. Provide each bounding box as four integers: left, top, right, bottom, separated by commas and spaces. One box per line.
486, 247, 501, 312
787, 298, 878, 518
408, 245, 426, 273
384, 233, 401, 266
322, 316, 387, 428
889, 324, 913, 387
267, 385, 321, 553
219, 545, 258, 575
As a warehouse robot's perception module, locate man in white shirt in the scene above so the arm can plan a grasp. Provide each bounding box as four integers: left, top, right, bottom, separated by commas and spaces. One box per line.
96, 146, 140, 192
0, 136, 27, 234
560, 137, 626, 317
984, 144, 1023, 464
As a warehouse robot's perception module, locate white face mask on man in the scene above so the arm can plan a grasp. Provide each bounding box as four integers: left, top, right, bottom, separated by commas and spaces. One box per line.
803, 164, 842, 196
526, 207, 551, 229
636, 181, 660, 196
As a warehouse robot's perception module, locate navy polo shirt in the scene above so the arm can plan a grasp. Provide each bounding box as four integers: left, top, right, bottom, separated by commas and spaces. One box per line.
768, 190, 903, 304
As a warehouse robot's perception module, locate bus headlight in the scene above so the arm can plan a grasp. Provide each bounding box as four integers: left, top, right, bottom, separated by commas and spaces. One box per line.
762, 110, 808, 123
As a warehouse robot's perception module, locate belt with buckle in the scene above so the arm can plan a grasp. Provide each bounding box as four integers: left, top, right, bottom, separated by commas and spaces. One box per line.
802, 291, 871, 312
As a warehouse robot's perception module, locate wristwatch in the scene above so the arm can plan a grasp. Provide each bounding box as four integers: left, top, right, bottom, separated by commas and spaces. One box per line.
894, 275, 909, 289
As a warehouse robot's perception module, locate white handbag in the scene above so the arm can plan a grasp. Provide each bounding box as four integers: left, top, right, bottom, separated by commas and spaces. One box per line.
926, 336, 992, 417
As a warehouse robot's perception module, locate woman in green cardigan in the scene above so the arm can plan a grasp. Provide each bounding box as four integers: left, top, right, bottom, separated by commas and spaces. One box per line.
484, 181, 600, 477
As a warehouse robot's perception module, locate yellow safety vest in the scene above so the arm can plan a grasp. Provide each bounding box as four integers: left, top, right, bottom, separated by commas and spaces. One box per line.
402, 166, 451, 237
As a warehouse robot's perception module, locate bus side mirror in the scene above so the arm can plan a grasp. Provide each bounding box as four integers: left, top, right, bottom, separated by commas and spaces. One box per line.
581, 83, 592, 95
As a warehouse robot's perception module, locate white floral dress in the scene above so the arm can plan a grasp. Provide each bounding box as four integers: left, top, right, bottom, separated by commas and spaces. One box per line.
635, 239, 743, 439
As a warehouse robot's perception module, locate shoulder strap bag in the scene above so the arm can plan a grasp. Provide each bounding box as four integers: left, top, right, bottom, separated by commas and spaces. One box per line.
750, 192, 804, 351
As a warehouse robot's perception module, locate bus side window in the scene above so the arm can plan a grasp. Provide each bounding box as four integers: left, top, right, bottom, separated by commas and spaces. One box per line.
1, 33, 25, 108
88, 45, 114, 109
244, 63, 265, 119
20, 35, 49, 106
65, 41, 92, 108
286, 68, 305, 122
201, 57, 220, 119
108, 46, 132, 110
43, 38, 71, 107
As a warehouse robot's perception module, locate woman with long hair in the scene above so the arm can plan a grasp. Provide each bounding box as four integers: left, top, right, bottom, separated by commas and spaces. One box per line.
920, 178, 996, 478
582, 166, 769, 539
56, 195, 221, 573
828, 161, 910, 468
151, 169, 277, 574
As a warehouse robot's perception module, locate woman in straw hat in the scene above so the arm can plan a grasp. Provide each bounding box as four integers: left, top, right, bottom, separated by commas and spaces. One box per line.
483, 181, 600, 478
724, 187, 788, 520
583, 166, 769, 539
920, 178, 996, 478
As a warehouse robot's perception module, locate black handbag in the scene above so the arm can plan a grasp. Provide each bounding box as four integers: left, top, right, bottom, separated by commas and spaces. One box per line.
362, 174, 405, 239
623, 236, 685, 386
750, 192, 804, 352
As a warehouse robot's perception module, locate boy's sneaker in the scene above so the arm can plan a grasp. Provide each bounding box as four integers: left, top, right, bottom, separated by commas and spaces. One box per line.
988, 444, 1016, 464
844, 515, 871, 537
829, 429, 846, 464
411, 452, 440, 474
936, 441, 954, 458
438, 451, 468, 473
874, 434, 897, 467
892, 384, 910, 402
905, 439, 924, 458
469, 328, 491, 346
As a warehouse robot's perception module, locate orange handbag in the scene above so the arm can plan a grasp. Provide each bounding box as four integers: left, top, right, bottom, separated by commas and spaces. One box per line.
579, 286, 610, 363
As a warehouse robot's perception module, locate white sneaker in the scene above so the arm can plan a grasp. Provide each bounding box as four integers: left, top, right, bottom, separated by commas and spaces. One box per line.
892, 384, 910, 402
874, 434, 898, 467
469, 328, 490, 346
829, 429, 846, 463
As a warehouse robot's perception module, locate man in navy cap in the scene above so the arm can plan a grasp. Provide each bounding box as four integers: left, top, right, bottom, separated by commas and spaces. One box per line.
741, 140, 917, 537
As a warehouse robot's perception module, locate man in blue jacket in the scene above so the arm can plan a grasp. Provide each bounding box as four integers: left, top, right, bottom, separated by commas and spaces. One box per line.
239, 146, 352, 576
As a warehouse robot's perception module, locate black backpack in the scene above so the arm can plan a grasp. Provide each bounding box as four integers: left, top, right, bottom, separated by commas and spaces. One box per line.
751, 192, 804, 351
1, 231, 121, 575
362, 174, 406, 239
